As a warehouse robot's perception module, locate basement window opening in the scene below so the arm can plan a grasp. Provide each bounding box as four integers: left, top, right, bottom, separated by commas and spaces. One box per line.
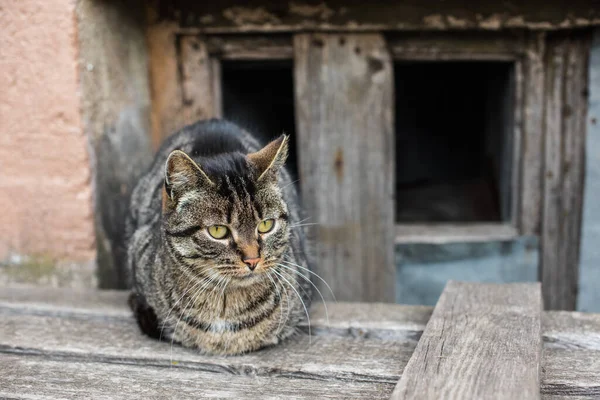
394, 61, 515, 223
221, 60, 299, 181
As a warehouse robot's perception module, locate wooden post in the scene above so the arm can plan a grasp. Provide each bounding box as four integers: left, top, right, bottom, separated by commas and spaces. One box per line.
391, 281, 542, 399
294, 33, 395, 302
540, 32, 591, 310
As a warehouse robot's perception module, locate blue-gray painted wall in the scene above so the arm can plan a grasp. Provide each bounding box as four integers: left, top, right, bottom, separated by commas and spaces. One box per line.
578, 29, 600, 312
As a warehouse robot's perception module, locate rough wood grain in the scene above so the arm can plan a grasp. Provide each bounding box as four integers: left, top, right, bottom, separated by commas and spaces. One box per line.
542, 349, 600, 399
388, 32, 526, 61
520, 32, 546, 236
147, 20, 185, 148
206, 35, 294, 60
0, 310, 415, 385
294, 33, 395, 302
179, 36, 220, 123
0, 285, 432, 341
395, 224, 518, 244
0, 354, 394, 399
540, 32, 591, 310
391, 281, 542, 400
543, 311, 600, 350
542, 36, 568, 310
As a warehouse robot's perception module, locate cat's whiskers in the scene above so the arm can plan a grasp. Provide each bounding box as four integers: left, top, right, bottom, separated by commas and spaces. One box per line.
289, 223, 319, 228
278, 259, 337, 303
265, 271, 286, 335
270, 268, 311, 345
276, 263, 330, 327
280, 178, 300, 190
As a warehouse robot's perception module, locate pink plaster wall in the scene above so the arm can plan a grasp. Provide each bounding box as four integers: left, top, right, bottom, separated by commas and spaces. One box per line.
0, 0, 95, 262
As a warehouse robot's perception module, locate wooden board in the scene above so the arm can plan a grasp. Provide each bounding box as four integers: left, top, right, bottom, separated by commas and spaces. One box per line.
147, 29, 220, 148
0, 287, 431, 397
0, 354, 394, 400
520, 32, 546, 236
540, 32, 591, 310
294, 33, 395, 303
391, 281, 542, 399
3, 286, 600, 397
543, 310, 600, 350
206, 35, 294, 60
542, 349, 600, 399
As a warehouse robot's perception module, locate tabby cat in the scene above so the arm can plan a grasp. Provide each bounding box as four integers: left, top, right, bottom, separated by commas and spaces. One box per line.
125, 119, 312, 355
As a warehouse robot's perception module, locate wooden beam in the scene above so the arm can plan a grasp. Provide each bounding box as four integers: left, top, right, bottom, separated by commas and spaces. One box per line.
395, 223, 518, 244
294, 33, 395, 302
0, 354, 395, 400
0, 301, 423, 387
540, 32, 591, 310
148, 0, 600, 33
542, 349, 600, 398
520, 33, 546, 236
391, 281, 542, 399
206, 35, 294, 60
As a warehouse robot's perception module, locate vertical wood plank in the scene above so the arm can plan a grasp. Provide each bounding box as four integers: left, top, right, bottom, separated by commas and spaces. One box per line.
540, 33, 591, 310
147, 21, 182, 148
391, 281, 542, 400
179, 36, 219, 123
520, 33, 546, 235
541, 37, 567, 310
294, 34, 395, 302
147, 24, 219, 147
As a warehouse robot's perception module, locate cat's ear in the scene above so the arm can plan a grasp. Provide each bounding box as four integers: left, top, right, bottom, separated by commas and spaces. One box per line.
163, 150, 213, 204
247, 134, 289, 182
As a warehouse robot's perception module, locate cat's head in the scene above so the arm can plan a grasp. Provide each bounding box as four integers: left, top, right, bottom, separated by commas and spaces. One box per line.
161, 135, 290, 286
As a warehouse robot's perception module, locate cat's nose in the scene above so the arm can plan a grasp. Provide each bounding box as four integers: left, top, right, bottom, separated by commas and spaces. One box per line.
243, 257, 261, 271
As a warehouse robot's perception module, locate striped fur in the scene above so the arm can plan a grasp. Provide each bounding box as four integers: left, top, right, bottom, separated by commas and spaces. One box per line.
125, 119, 312, 355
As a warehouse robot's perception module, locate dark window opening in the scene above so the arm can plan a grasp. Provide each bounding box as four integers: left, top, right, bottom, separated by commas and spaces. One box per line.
221, 60, 299, 181
395, 61, 515, 223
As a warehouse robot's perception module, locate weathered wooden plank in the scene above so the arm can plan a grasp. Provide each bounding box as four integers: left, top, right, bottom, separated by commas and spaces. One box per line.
520, 32, 546, 235
0, 354, 394, 399
147, 20, 185, 148
395, 223, 518, 244
543, 310, 600, 350
294, 33, 395, 302
0, 284, 131, 317
559, 34, 589, 311
148, 0, 600, 33
0, 285, 432, 341
388, 32, 526, 61
542, 349, 600, 399
206, 35, 294, 60
0, 310, 415, 385
179, 36, 220, 123
540, 32, 591, 310
541, 36, 568, 310
391, 281, 542, 399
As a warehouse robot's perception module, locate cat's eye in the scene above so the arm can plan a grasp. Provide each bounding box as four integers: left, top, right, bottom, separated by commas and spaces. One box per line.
257, 219, 275, 234
208, 225, 229, 239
